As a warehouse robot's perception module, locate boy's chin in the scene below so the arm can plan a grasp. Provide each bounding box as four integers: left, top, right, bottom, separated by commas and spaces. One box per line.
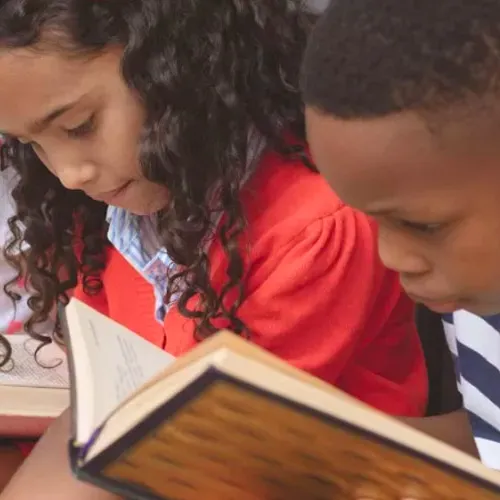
421, 297, 500, 317
461, 300, 500, 317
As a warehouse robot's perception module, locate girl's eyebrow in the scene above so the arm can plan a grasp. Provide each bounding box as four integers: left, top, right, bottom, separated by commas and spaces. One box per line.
29, 91, 92, 134
28, 100, 79, 134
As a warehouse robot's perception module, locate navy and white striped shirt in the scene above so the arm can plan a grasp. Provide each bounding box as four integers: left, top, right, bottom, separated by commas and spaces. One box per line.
443, 311, 500, 469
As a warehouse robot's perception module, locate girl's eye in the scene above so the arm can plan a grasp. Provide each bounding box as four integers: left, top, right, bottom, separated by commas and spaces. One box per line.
19, 138, 42, 153
16, 136, 30, 145
64, 114, 95, 139
29, 141, 46, 161
399, 219, 442, 234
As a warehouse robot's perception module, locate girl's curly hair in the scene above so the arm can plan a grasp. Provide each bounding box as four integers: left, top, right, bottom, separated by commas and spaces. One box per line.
0, 0, 313, 348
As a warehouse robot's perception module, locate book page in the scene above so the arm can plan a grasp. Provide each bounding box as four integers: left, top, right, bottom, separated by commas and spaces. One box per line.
65, 300, 175, 443
83, 317, 175, 406
0, 335, 69, 389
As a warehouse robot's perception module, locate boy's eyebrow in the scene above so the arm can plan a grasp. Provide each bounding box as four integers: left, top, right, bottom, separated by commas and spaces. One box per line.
366, 208, 396, 216
366, 206, 441, 220
28, 98, 82, 134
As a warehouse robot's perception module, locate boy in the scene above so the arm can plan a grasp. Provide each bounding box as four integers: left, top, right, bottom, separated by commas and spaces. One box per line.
301, 0, 500, 469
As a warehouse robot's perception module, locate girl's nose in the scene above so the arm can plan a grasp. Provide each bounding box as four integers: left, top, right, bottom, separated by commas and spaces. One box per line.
54, 161, 97, 191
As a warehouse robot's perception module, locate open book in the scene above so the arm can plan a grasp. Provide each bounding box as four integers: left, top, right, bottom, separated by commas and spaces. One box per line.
64, 299, 500, 500
0, 333, 70, 436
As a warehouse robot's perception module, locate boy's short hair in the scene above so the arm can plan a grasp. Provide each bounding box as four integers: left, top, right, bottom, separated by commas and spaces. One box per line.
301, 0, 500, 119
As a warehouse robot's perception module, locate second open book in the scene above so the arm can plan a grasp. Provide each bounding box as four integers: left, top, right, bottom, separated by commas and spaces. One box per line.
62, 299, 500, 500
0, 332, 69, 436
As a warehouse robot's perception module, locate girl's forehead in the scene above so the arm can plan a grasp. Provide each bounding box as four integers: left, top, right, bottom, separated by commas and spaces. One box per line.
0, 47, 116, 136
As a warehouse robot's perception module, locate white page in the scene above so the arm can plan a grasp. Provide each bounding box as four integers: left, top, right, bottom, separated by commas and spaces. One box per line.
0, 335, 69, 389
80, 310, 176, 408
66, 300, 176, 443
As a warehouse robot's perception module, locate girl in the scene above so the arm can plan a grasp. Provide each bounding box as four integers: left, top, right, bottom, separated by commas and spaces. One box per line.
0, 0, 426, 497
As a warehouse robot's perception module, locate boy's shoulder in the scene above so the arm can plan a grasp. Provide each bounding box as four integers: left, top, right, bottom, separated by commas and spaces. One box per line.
442, 310, 500, 349
443, 310, 500, 331
442, 309, 500, 469
443, 310, 500, 362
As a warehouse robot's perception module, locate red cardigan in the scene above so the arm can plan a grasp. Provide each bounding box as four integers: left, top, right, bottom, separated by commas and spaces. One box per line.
74, 149, 427, 416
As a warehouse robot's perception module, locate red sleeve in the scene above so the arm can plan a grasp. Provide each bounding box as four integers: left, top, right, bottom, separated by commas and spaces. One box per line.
71, 248, 165, 348
237, 208, 427, 416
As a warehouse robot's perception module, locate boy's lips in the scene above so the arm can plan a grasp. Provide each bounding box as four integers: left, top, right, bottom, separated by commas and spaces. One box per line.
420, 301, 460, 314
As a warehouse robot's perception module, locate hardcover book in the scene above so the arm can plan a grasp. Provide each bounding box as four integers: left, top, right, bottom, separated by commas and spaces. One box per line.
63, 299, 500, 500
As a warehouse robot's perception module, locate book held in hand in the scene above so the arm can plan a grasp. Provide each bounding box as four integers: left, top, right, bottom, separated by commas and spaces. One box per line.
64, 299, 500, 500
0, 333, 69, 436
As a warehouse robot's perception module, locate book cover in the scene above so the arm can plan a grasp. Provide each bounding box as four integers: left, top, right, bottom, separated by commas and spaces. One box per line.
71, 371, 500, 500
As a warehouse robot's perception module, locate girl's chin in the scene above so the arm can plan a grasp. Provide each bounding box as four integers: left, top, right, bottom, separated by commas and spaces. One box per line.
100, 182, 169, 215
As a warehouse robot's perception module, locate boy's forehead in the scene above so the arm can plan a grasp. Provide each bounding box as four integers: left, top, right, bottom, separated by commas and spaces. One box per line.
305, 106, 498, 212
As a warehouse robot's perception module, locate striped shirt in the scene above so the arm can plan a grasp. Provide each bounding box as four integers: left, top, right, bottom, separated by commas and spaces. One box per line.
443, 311, 500, 469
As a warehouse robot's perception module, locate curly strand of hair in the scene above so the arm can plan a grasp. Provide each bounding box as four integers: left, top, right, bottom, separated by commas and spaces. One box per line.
0, 139, 107, 359
0, 334, 12, 369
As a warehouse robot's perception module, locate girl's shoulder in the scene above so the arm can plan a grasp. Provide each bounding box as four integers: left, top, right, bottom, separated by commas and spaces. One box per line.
238, 147, 350, 244
207, 146, 375, 292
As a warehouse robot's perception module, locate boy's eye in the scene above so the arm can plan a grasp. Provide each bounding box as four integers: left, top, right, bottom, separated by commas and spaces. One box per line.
64, 114, 95, 139
398, 219, 442, 234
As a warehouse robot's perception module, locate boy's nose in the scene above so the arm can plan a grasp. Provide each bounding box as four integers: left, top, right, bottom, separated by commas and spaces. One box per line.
377, 229, 430, 277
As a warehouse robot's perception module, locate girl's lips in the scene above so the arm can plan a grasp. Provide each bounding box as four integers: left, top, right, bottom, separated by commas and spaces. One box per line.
92, 181, 133, 203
